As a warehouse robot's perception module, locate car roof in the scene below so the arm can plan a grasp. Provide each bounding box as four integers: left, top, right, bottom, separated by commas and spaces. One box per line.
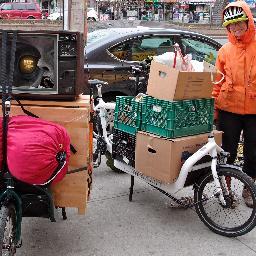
86, 27, 221, 51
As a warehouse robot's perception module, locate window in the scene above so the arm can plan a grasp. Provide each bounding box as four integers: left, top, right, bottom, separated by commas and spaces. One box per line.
180, 38, 218, 64
13, 3, 26, 10
1, 4, 12, 10
26, 4, 36, 10
108, 36, 175, 62
108, 41, 131, 61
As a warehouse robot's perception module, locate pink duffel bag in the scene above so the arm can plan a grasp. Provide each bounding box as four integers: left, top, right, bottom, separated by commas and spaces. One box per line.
6, 115, 71, 185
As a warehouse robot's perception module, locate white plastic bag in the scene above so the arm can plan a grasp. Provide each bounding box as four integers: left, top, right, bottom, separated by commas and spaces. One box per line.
153, 44, 194, 71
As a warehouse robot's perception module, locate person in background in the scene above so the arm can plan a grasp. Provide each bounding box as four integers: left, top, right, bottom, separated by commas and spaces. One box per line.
213, 0, 256, 207
188, 11, 194, 23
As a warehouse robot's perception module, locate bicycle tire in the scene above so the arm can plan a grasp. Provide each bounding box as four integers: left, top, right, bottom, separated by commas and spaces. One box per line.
194, 167, 256, 237
0, 204, 17, 256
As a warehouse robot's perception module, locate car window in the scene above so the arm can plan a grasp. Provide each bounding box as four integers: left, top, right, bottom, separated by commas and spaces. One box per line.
1, 3, 12, 10
180, 38, 218, 64
108, 36, 175, 62
108, 42, 132, 60
13, 3, 26, 10
26, 3, 36, 11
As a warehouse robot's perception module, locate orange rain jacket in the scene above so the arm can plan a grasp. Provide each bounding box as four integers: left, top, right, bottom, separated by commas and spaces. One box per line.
212, 0, 256, 115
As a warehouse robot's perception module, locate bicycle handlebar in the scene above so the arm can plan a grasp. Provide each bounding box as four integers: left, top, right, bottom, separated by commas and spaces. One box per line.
113, 66, 132, 71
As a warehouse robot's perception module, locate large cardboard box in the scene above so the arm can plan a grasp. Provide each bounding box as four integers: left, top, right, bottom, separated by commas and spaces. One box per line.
147, 61, 213, 101
135, 131, 222, 184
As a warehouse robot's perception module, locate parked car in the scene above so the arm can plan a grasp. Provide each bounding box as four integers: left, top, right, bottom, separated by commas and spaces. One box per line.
0, 2, 42, 19
47, 8, 98, 21
85, 27, 222, 102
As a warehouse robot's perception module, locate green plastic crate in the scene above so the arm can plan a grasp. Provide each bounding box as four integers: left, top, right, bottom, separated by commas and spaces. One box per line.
141, 97, 214, 138
114, 96, 143, 135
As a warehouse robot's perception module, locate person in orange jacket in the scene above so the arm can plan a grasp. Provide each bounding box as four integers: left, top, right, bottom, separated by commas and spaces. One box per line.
213, 0, 256, 208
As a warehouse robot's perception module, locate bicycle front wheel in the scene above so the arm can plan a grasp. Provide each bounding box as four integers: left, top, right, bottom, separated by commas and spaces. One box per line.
0, 204, 17, 255
194, 167, 256, 237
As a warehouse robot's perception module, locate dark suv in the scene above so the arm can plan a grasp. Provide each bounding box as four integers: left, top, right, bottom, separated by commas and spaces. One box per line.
0, 2, 42, 19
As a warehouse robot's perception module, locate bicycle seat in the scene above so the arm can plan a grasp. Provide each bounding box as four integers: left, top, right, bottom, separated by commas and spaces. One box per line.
88, 79, 108, 87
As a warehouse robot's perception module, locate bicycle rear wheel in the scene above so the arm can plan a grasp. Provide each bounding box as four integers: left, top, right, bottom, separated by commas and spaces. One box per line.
194, 167, 256, 237
0, 204, 17, 255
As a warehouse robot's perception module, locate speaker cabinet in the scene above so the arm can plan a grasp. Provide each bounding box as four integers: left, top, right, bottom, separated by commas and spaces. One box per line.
0, 30, 85, 100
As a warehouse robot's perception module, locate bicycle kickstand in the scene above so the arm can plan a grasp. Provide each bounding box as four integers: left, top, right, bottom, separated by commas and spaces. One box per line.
129, 175, 134, 202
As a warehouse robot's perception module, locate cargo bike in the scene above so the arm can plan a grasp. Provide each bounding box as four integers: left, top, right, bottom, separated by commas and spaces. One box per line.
92, 73, 256, 238
0, 30, 92, 255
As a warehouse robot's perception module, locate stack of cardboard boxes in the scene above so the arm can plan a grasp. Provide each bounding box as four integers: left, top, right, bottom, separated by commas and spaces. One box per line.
113, 60, 222, 184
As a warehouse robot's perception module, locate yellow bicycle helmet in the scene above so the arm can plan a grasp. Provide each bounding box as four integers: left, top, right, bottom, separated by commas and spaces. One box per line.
223, 6, 248, 27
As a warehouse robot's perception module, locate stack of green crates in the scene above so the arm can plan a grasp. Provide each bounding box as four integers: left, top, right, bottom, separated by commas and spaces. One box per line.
113, 96, 144, 167
114, 95, 214, 139
113, 95, 214, 167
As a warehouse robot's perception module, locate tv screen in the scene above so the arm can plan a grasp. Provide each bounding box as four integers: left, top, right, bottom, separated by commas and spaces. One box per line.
0, 33, 58, 95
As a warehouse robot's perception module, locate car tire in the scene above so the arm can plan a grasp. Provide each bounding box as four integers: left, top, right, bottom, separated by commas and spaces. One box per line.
27, 16, 35, 19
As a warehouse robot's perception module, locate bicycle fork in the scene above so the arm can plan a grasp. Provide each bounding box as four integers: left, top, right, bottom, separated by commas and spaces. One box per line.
210, 149, 227, 206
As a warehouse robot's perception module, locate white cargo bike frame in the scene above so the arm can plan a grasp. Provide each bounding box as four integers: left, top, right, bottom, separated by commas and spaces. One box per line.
92, 80, 229, 206
114, 133, 229, 206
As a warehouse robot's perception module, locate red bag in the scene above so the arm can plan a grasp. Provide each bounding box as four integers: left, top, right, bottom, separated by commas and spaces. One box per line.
6, 115, 71, 185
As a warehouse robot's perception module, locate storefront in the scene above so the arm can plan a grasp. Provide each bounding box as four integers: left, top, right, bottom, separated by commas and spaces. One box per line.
143, 0, 177, 20
172, 0, 215, 23
187, 0, 215, 22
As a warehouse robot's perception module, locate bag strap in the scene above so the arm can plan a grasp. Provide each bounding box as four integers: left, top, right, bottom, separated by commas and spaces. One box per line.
173, 43, 187, 69
1, 30, 8, 171
8, 32, 17, 95
14, 97, 39, 118
13, 97, 77, 154
1, 31, 17, 171
35, 151, 67, 186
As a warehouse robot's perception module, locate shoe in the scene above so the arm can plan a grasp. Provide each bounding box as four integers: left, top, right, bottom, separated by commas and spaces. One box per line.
242, 187, 253, 208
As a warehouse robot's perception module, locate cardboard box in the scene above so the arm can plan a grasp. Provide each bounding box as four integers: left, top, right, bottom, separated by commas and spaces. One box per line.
135, 131, 222, 184
147, 61, 213, 101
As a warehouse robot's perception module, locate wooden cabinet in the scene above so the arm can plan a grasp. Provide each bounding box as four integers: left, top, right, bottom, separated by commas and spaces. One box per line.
8, 95, 92, 214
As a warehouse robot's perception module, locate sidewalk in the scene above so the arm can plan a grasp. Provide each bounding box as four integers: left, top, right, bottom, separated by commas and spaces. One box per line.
88, 20, 227, 36
16, 159, 256, 256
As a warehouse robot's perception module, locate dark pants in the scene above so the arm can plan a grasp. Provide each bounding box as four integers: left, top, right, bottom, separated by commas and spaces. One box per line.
218, 110, 256, 178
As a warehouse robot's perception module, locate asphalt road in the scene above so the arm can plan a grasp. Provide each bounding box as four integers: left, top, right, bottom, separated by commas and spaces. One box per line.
16, 158, 256, 256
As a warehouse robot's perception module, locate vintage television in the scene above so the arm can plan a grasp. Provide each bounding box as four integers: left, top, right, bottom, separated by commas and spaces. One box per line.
0, 30, 85, 100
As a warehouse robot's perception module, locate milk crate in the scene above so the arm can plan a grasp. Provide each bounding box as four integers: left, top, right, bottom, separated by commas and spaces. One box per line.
114, 96, 143, 135
112, 129, 136, 167
141, 97, 214, 138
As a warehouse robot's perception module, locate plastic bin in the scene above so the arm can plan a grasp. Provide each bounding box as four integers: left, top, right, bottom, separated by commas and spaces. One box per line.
114, 96, 143, 135
141, 97, 214, 138
112, 129, 136, 167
